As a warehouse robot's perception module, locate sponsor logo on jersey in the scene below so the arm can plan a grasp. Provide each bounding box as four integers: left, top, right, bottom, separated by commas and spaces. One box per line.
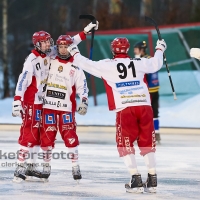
44, 59, 48, 66
71, 64, 79, 70
47, 82, 67, 90
82, 79, 87, 95
121, 94, 146, 98
58, 66, 63, 73
57, 101, 61, 108
18, 71, 28, 91
44, 99, 56, 106
118, 86, 144, 94
121, 99, 147, 104
116, 81, 140, 88
68, 138, 75, 144
35, 110, 41, 121
46, 126, 57, 132
40, 78, 47, 85
69, 69, 75, 77
45, 114, 56, 124
46, 90, 66, 99
62, 113, 72, 124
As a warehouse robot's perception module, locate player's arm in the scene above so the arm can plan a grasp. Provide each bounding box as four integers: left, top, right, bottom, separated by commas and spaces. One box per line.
73, 21, 99, 45
140, 39, 166, 74
67, 44, 102, 78
75, 69, 89, 115
12, 57, 33, 117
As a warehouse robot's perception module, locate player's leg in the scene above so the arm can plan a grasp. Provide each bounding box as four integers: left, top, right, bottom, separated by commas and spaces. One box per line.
151, 91, 160, 142
137, 105, 157, 193
116, 107, 143, 193
40, 108, 58, 180
25, 104, 43, 179
58, 111, 81, 181
13, 103, 42, 182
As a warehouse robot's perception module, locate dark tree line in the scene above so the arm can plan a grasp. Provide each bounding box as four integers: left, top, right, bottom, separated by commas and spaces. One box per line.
0, 0, 200, 98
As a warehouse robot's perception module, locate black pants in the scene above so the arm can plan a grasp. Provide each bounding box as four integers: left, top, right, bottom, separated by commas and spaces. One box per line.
150, 91, 159, 118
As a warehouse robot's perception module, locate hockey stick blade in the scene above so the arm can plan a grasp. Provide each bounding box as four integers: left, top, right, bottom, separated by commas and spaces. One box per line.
79, 14, 96, 24
145, 16, 162, 40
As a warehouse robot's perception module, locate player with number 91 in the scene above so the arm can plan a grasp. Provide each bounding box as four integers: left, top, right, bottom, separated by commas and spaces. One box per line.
67, 37, 167, 193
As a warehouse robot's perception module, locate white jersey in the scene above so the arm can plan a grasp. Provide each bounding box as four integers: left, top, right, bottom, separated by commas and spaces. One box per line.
14, 50, 50, 104
14, 32, 86, 104
43, 56, 88, 112
72, 50, 163, 111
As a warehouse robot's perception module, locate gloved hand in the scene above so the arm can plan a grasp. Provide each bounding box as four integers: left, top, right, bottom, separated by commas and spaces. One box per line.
190, 48, 200, 60
84, 21, 99, 34
67, 44, 80, 57
77, 98, 88, 115
12, 100, 23, 117
155, 39, 167, 52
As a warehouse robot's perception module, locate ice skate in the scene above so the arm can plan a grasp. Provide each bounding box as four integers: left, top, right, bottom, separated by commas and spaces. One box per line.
125, 174, 144, 193
40, 163, 51, 182
13, 163, 26, 183
72, 165, 82, 183
143, 173, 157, 193
25, 163, 42, 180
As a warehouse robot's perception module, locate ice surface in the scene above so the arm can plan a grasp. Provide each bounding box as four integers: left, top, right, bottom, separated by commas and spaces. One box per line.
0, 130, 200, 199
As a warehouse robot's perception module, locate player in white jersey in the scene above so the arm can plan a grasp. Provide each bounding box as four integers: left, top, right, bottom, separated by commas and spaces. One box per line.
39, 35, 89, 182
67, 37, 167, 192
12, 31, 53, 182
12, 22, 98, 182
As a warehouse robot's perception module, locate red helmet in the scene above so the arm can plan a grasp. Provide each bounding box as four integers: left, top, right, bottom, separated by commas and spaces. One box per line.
56, 35, 73, 46
111, 37, 130, 55
56, 35, 73, 59
32, 31, 52, 53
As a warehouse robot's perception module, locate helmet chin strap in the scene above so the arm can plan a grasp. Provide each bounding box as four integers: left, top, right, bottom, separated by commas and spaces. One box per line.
58, 52, 71, 60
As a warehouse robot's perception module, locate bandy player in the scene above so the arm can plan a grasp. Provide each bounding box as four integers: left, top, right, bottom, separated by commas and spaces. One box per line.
39, 34, 90, 182
67, 38, 167, 193
11, 22, 97, 182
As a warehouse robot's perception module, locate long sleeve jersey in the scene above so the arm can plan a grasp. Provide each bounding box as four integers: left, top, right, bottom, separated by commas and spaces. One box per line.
43, 56, 88, 112
72, 50, 163, 112
14, 32, 86, 104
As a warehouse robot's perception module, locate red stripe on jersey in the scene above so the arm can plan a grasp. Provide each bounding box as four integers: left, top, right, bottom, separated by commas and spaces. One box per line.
24, 76, 38, 103
70, 85, 77, 112
78, 31, 86, 41
102, 78, 116, 111
32, 49, 46, 58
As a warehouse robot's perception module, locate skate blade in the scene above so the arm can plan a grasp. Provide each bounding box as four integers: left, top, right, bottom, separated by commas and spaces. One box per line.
25, 176, 33, 181
40, 178, 49, 183
125, 185, 144, 193
144, 187, 157, 193
13, 177, 24, 183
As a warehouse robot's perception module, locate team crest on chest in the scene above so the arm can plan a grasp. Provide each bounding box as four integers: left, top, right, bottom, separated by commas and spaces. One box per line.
44, 59, 48, 66
58, 66, 63, 73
